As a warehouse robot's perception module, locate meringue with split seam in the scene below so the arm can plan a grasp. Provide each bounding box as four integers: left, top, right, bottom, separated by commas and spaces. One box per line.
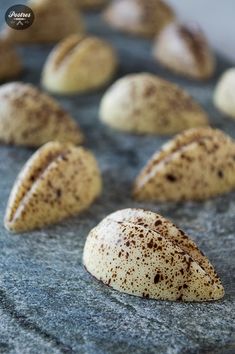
133, 127, 235, 201
83, 208, 224, 302
153, 22, 215, 80
42, 34, 117, 94
103, 0, 175, 38
4, 142, 102, 232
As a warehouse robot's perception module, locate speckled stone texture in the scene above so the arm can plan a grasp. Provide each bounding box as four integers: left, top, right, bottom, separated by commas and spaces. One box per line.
0, 2, 235, 354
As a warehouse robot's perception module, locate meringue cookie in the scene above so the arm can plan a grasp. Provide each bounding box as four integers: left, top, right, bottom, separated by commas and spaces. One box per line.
83, 208, 224, 301
5, 142, 102, 232
153, 22, 215, 80
103, 0, 175, 37
100, 73, 208, 135
0, 82, 84, 147
133, 127, 235, 201
42, 34, 117, 94
214, 68, 235, 119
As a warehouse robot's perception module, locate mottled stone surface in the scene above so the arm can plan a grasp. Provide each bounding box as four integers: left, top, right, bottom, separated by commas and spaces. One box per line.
0, 2, 235, 354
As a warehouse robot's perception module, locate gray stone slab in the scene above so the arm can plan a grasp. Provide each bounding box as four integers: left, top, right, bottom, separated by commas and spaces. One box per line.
0, 3, 234, 354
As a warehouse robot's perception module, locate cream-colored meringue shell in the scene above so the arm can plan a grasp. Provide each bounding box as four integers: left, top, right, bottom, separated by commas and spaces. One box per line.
83, 208, 224, 302
103, 0, 175, 37
153, 22, 215, 80
42, 34, 117, 94
4, 142, 102, 232
133, 127, 235, 201
1, 0, 84, 44
100, 73, 208, 135
214, 68, 235, 119
0, 40, 22, 80
0, 82, 84, 147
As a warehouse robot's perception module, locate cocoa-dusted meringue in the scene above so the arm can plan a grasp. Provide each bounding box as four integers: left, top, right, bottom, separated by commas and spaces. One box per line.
0, 82, 84, 147
4, 142, 102, 232
153, 22, 215, 80
133, 127, 235, 201
83, 208, 224, 302
42, 34, 117, 94
100, 73, 208, 135
0, 39, 22, 80
1, 0, 84, 44
103, 0, 175, 37
214, 68, 235, 119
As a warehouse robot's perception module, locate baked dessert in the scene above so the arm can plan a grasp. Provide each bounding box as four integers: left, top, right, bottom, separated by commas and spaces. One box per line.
42, 34, 117, 94
100, 73, 208, 135
0, 82, 84, 147
133, 127, 235, 201
0, 39, 22, 80
214, 68, 235, 119
5, 142, 102, 232
103, 0, 175, 37
83, 208, 224, 301
1, 0, 84, 44
153, 22, 215, 80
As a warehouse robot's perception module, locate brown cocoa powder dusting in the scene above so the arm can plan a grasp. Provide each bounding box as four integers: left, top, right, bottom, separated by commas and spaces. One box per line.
154, 273, 160, 284
8, 149, 70, 223
179, 24, 207, 66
